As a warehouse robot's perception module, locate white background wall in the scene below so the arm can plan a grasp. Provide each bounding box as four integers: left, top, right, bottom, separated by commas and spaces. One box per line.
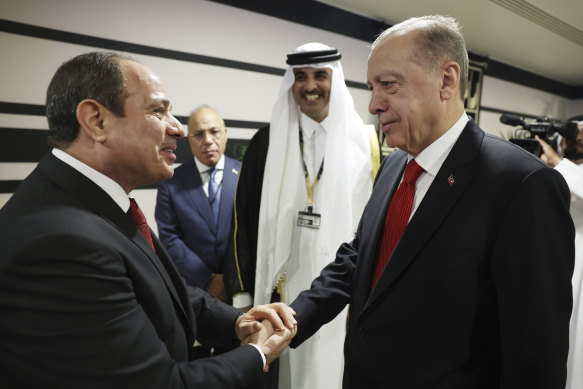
1, 0, 581, 233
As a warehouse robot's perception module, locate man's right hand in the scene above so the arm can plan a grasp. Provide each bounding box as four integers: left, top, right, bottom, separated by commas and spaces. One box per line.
235, 303, 297, 371
206, 273, 228, 302
260, 319, 297, 365
242, 319, 297, 371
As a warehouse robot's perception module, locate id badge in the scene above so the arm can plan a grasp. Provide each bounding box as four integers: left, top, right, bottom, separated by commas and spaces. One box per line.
297, 206, 321, 229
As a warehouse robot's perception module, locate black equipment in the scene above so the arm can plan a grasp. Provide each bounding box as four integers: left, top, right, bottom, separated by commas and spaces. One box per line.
499, 114, 579, 156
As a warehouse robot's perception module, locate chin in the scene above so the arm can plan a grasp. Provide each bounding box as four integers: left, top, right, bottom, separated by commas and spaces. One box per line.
204, 158, 219, 166
160, 167, 175, 180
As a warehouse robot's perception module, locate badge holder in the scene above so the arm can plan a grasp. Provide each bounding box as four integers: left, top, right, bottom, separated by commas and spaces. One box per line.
297, 204, 321, 229
297, 128, 324, 229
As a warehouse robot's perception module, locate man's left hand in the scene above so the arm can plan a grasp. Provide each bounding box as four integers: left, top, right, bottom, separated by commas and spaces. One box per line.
235, 302, 297, 342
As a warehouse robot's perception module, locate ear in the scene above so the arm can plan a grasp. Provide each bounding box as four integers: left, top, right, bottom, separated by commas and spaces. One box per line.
439, 61, 461, 101
76, 99, 108, 143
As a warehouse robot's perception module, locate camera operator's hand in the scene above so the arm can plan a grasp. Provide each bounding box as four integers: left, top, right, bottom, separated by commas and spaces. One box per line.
535, 135, 561, 167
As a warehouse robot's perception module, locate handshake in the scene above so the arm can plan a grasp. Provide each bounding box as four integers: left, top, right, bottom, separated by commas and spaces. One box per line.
235, 303, 298, 371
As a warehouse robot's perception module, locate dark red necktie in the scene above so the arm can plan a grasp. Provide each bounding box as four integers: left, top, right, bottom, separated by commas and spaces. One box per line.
127, 198, 155, 251
371, 159, 424, 289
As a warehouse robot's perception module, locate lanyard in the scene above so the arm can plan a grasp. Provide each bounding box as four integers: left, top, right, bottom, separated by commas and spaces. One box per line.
299, 127, 324, 206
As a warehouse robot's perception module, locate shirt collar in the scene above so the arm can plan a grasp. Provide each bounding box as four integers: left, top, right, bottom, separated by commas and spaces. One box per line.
411, 112, 469, 176
299, 111, 328, 138
194, 154, 225, 174
52, 148, 130, 212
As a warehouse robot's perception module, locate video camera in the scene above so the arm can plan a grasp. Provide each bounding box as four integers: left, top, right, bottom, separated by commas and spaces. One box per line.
499, 114, 579, 157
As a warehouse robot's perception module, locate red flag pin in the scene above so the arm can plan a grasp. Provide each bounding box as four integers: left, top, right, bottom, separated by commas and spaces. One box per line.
447, 174, 455, 187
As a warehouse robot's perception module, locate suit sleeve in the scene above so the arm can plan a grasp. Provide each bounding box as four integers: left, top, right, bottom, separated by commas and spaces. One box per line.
0, 232, 263, 389
155, 180, 214, 288
492, 166, 574, 388
288, 156, 390, 347
289, 226, 360, 348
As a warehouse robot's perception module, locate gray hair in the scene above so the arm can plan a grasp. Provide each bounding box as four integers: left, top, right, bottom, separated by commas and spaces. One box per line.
372, 15, 469, 101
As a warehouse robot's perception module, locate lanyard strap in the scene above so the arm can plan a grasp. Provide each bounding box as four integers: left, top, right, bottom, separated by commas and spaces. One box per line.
299, 127, 324, 205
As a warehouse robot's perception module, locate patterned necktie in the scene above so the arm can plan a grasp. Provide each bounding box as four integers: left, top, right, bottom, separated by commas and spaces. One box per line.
207, 168, 220, 225
371, 159, 424, 289
127, 198, 155, 251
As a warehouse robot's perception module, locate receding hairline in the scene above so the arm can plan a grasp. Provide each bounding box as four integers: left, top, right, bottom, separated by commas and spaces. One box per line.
188, 105, 226, 130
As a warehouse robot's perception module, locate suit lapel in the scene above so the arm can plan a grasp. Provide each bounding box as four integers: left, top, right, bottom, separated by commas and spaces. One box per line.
351, 152, 408, 313
38, 153, 192, 330
178, 159, 216, 234
363, 122, 483, 313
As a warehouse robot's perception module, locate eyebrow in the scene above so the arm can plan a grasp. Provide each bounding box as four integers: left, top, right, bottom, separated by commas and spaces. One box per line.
147, 97, 170, 109
192, 126, 218, 132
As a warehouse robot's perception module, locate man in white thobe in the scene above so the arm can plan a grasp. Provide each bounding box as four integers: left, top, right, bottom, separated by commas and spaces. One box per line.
224, 43, 379, 389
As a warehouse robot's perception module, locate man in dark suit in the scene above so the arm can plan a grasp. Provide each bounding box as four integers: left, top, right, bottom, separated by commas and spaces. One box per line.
156, 105, 240, 303
0, 51, 296, 388
289, 15, 574, 389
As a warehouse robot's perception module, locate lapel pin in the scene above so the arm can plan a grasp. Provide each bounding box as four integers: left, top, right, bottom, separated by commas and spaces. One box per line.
447, 174, 455, 187
232, 168, 239, 175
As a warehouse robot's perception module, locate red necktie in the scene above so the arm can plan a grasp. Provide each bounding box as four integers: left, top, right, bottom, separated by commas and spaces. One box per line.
127, 198, 155, 251
371, 159, 424, 289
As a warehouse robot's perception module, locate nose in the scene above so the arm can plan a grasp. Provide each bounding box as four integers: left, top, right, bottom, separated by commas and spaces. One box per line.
368, 89, 385, 115
166, 114, 185, 138
305, 76, 317, 92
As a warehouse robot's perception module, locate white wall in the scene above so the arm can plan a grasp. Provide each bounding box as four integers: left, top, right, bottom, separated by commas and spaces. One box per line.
0, 0, 580, 233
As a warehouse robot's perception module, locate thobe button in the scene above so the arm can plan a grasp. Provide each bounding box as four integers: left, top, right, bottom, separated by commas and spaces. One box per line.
357, 328, 365, 338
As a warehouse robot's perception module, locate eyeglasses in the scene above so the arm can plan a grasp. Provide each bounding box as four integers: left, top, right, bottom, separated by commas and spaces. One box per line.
189, 129, 225, 141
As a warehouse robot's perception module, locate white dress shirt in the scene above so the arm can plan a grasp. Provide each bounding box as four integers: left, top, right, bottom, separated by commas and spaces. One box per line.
299, 112, 327, 184
194, 155, 225, 197
52, 148, 130, 212
407, 112, 469, 220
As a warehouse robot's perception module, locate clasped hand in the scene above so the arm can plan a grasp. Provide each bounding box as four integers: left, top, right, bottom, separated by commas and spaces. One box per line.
235, 302, 298, 371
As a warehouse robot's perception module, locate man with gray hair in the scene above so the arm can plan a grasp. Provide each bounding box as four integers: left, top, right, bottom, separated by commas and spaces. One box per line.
289, 15, 574, 388
225, 43, 379, 389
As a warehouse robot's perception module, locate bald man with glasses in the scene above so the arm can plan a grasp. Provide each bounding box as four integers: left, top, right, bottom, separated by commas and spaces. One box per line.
156, 105, 240, 304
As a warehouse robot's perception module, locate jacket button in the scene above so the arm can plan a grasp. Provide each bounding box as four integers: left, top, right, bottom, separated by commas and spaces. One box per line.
357, 328, 365, 338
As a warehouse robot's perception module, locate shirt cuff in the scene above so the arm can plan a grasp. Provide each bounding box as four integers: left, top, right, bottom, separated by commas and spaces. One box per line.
233, 293, 253, 309
247, 343, 266, 370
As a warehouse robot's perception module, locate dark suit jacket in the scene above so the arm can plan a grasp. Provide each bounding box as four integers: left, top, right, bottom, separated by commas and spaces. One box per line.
0, 153, 262, 388
156, 156, 241, 288
290, 121, 575, 389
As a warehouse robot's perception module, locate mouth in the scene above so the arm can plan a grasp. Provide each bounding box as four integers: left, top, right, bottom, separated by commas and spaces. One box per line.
160, 145, 177, 163
204, 148, 219, 156
302, 93, 322, 102
380, 118, 398, 133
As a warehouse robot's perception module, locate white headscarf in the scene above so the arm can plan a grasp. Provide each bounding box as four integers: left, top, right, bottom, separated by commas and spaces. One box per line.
254, 42, 372, 304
